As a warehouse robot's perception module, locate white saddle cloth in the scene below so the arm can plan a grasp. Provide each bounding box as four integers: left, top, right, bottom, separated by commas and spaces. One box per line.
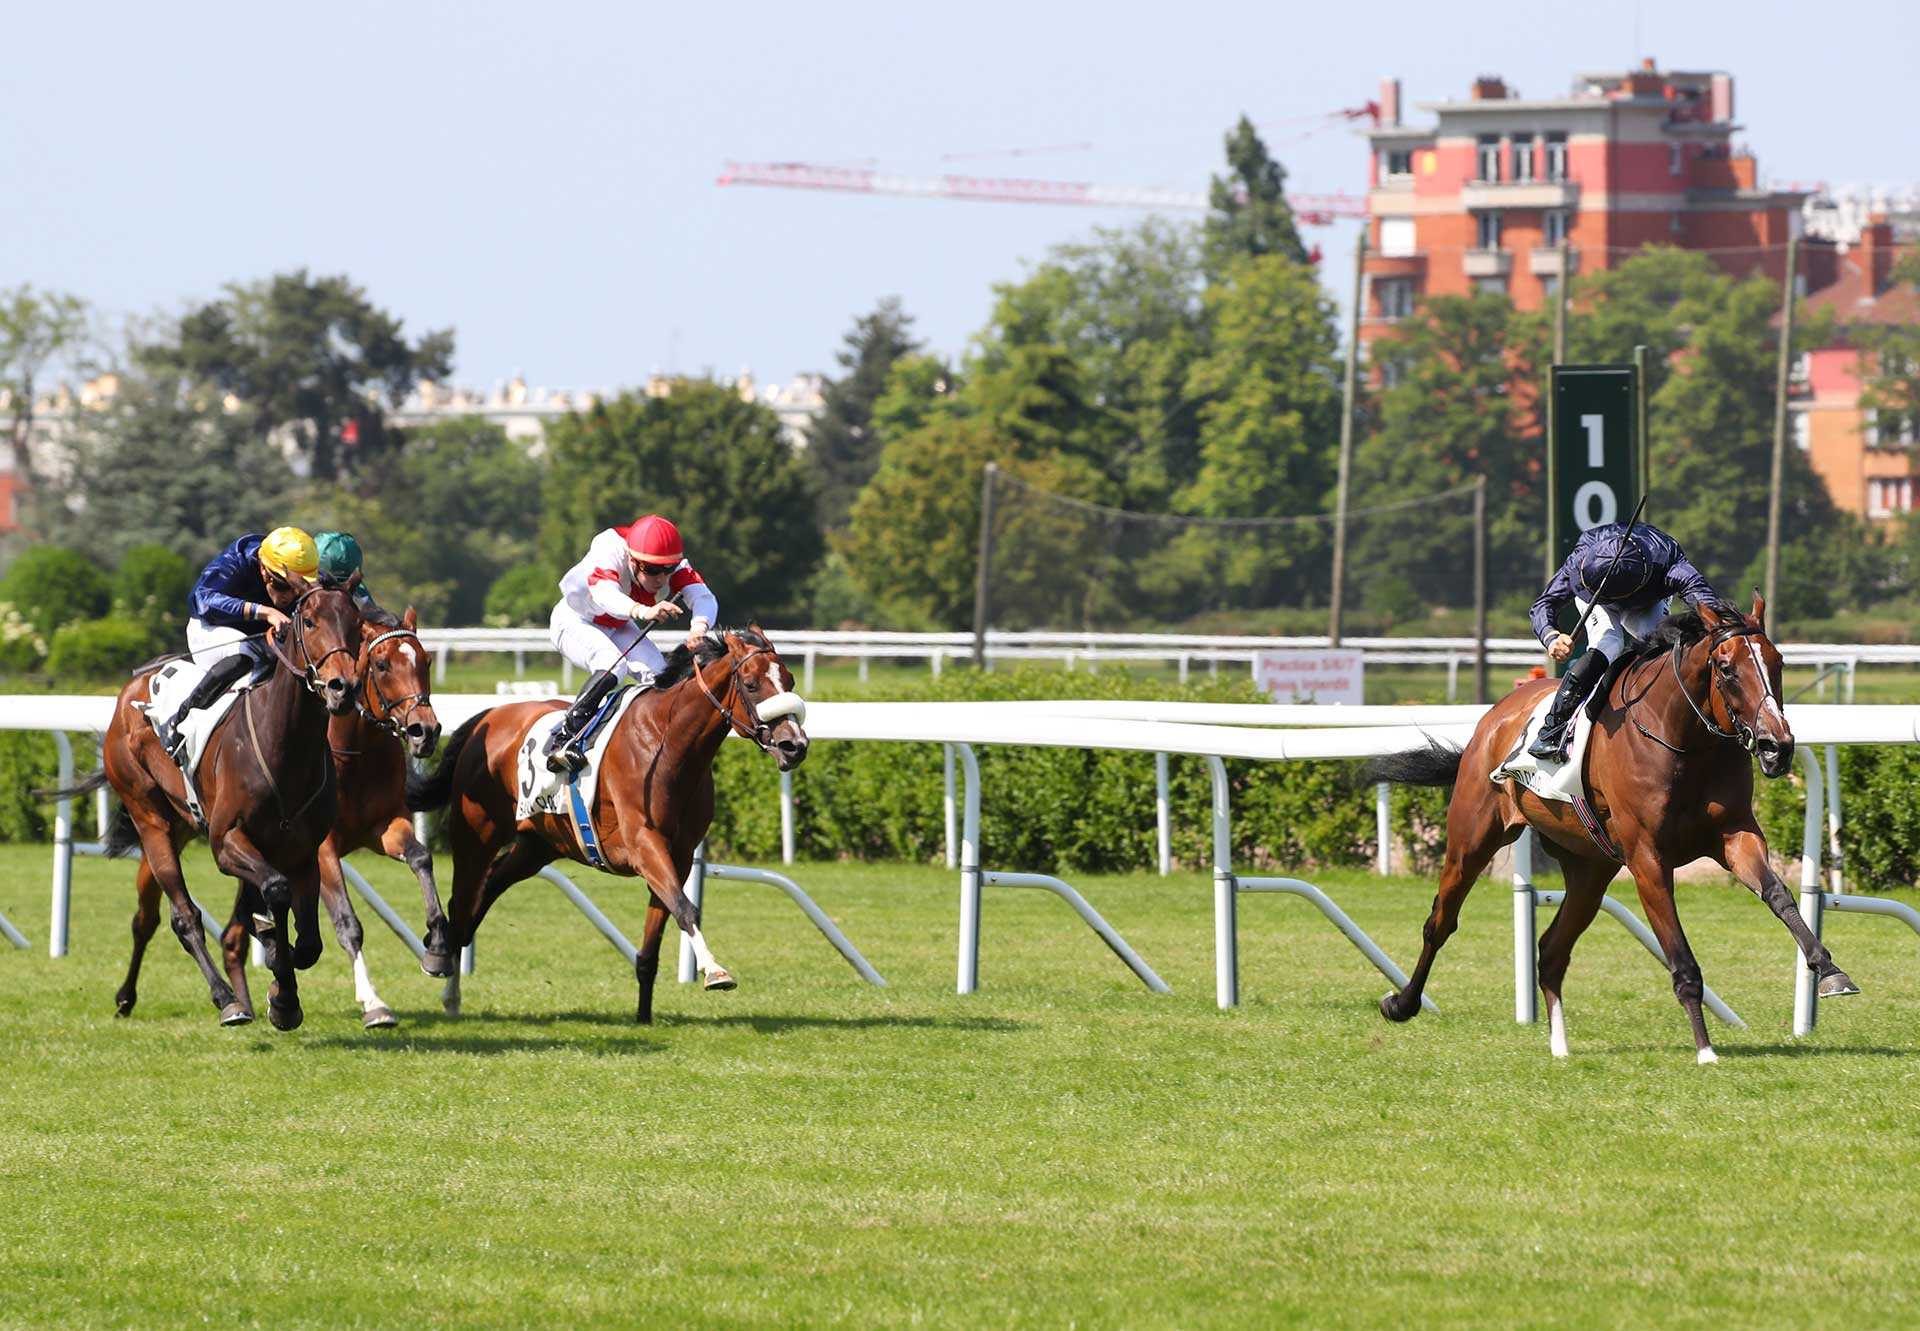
1488, 689, 1600, 806
514, 686, 649, 825
135, 658, 268, 780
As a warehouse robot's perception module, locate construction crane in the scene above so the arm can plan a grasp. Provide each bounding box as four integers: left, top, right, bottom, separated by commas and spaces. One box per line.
715, 160, 1369, 225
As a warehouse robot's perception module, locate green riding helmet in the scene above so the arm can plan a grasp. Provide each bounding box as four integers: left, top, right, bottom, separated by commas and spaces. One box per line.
314, 530, 364, 584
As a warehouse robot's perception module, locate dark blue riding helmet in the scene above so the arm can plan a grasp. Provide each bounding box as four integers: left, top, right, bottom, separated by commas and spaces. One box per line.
1577, 531, 1655, 602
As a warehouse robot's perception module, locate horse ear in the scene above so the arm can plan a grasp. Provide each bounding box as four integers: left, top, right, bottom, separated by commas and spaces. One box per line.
402, 605, 417, 631
345, 569, 363, 592
1749, 588, 1766, 624
1697, 599, 1724, 628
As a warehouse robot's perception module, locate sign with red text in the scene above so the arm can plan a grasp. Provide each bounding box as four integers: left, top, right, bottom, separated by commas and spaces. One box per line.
1252, 650, 1365, 705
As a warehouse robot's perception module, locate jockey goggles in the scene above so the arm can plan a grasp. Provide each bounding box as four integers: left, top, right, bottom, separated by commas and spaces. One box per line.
635, 560, 679, 577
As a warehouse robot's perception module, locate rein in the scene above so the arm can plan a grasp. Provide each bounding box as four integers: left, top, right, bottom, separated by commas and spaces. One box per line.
358, 628, 432, 738
1621, 622, 1766, 756
690, 642, 783, 753
262, 586, 358, 699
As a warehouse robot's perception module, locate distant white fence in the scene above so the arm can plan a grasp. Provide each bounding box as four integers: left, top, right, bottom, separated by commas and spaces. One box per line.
420, 626, 1905, 700
6, 694, 1918, 1037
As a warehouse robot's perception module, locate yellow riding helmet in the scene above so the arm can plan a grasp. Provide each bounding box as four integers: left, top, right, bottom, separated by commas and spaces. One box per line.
259, 526, 319, 580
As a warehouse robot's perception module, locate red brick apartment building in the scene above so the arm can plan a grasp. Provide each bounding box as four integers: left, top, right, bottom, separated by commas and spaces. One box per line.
1361, 60, 1918, 524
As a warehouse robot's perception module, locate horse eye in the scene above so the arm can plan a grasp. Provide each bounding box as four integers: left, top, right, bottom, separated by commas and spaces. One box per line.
304, 616, 316, 629
376, 660, 390, 672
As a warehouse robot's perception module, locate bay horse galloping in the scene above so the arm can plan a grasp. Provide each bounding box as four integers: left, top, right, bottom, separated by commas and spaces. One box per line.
404, 626, 809, 1022
1370, 596, 1855, 1063
215, 608, 450, 1028
80, 579, 365, 1029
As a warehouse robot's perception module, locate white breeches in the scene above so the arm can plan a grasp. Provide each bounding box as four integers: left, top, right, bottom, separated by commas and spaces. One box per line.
548, 605, 665, 681
186, 619, 266, 669
1574, 599, 1665, 662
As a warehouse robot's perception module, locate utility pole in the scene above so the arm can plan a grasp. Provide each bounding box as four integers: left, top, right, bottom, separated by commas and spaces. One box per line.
1472, 475, 1488, 704
1764, 235, 1799, 636
1327, 231, 1367, 645
971, 463, 998, 669
1633, 343, 1651, 512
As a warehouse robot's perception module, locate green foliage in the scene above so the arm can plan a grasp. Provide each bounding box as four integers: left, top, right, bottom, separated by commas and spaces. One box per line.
113, 544, 193, 634
539, 381, 823, 623
871, 353, 961, 442
0, 546, 109, 637
1839, 745, 1920, 892
45, 616, 160, 679
139, 269, 454, 482
1855, 251, 1920, 448
0, 284, 91, 486
484, 564, 558, 627
40, 368, 295, 561
0, 600, 48, 674
807, 297, 922, 528
1203, 116, 1310, 276
1742, 538, 1835, 621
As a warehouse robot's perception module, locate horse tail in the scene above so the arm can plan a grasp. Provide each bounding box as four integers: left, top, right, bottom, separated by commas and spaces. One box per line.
36, 770, 142, 858
1362, 736, 1463, 788
37, 768, 109, 804
405, 711, 485, 812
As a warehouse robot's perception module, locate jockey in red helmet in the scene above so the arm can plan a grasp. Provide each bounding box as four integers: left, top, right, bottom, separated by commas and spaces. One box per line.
543, 514, 718, 773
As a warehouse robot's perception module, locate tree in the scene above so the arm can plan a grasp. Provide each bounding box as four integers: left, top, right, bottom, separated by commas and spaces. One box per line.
44, 367, 295, 565
141, 270, 454, 482
1203, 116, 1310, 277
0, 546, 110, 637
0, 285, 91, 486
1856, 252, 1920, 449
807, 298, 922, 529
540, 380, 823, 621
871, 353, 961, 442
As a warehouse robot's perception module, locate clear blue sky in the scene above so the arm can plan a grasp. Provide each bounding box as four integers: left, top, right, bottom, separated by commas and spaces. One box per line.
7, 0, 1913, 395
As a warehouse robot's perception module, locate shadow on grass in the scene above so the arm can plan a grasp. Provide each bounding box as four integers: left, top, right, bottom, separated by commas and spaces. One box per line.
1713, 1043, 1916, 1059
309, 1007, 1026, 1050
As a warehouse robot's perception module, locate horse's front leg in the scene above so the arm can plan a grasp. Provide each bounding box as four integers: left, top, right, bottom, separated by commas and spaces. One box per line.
318, 838, 395, 1029
212, 827, 303, 1031
1626, 852, 1716, 1064
632, 832, 733, 991
379, 815, 452, 978
634, 896, 672, 1024
1720, 825, 1858, 999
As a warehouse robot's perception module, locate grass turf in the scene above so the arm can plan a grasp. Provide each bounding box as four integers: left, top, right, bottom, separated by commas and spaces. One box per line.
2, 844, 1918, 1328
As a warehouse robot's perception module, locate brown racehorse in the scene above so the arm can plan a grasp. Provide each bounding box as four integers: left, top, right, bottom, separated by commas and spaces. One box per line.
1369, 595, 1856, 1063
405, 627, 809, 1022
72, 579, 365, 1029
213, 608, 450, 1029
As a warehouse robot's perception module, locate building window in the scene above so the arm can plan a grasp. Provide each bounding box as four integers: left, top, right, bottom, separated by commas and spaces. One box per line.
1544, 209, 1569, 247
1477, 135, 1502, 181
1376, 278, 1415, 320
1544, 133, 1568, 181
1869, 408, 1919, 447
1475, 277, 1508, 298
1867, 478, 1916, 518
1379, 355, 1409, 389
1513, 136, 1536, 182
1793, 410, 1811, 452
1379, 217, 1416, 257
1383, 148, 1413, 179
1475, 212, 1502, 250
1541, 275, 1560, 303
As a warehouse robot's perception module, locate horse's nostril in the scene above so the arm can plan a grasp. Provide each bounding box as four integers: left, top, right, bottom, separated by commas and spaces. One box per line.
407, 723, 424, 737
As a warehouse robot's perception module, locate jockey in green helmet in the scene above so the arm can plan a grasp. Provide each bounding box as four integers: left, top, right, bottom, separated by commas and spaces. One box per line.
313, 531, 401, 628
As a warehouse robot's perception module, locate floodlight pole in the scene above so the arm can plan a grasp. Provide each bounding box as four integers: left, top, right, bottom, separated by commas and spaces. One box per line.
1328, 231, 1367, 646
1764, 234, 1799, 636
971, 462, 998, 669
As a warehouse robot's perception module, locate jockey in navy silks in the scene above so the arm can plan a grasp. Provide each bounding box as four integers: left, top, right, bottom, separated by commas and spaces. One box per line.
1526, 521, 1729, 762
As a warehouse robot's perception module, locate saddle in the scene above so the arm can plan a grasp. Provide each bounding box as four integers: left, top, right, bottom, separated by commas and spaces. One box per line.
515, 684, 648, 867
134, 655, 273, 825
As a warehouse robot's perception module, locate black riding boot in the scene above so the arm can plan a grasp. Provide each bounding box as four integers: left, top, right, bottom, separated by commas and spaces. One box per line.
1527, 649, 1610, 762
155, 654, 252, 759
545, 669, 619, 774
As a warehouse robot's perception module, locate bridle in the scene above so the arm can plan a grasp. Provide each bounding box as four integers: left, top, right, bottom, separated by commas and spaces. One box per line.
690, 637, 788, 754
260, 585, 358, 700
1624, 620, 1771, 755
358, 627, 433, 739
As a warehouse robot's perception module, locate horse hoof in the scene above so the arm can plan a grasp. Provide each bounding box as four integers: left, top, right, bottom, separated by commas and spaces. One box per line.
703, 968, 737, 992
1696, 1047, 1719, 1065
420, 949, 455, 979
362, 1006, 399, 1030
115, 996, 135, 1018
1378, 991, 1415, 1024
268, 1001, 304, 1032
442, 998, 462, 1018
219, 1002, 254, 1027
1818, 971, 1861, 999
293, 946, 322, 972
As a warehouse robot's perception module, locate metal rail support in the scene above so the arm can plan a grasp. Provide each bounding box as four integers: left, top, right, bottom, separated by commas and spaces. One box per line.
982, 871, 1168, 992
943, 744, 958, 870
1155, 752, 1171, 877
337, 861, 428, 961
677, 843, 709, 983
666, 845, 884, 986
1825, 745, 1844, 894
541, 866, 639, 963
1374, 782, 1391, 875
49, 732, 74, 958
0, 908, 28, 949
1532, 889, 1745, 1029
1204, 756, 1428, 1012
779, 769, 796, 866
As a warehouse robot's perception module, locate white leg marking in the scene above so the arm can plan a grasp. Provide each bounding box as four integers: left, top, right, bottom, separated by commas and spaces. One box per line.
1548, 995, 1569, 1058
687, 926, 720, 974
352, 953, 386, 1013
1697, 1046, 1719, 1065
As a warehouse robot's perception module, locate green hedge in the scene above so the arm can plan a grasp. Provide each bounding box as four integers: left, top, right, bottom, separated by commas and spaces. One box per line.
46, 617, 163, 680
0, 732, 97, 842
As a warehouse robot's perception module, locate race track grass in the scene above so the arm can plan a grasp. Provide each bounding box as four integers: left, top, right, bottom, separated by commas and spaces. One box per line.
3, 844, 1919, 1328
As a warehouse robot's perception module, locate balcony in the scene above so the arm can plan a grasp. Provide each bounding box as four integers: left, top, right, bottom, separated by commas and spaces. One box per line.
1528, 247, 1581, 277
1459, 180, 1579, 211
1463, 249, 1512, 278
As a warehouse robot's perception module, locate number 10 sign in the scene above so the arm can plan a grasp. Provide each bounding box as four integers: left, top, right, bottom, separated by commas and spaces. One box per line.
1548, 363, 1644, 570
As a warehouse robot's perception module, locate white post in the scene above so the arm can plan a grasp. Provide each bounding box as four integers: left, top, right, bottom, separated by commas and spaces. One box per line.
803, 648, 816, 694
858, 655, 869, 684
779, 769, 795, 866
436, 650, 447, 685
679, 841, 708, 983
930, 649, 942, 679
1825, 745, 1843, 894
1446, 654, 1459, 703
1155, 752, 1171, 877
943, 744, 958, 870
514, 647, 525, 678
956, 743, 982, 994
1513, 831, 1537, 1023
49, 732, 74, 958
1178, 654, 1190, 684
1206, 755, 1237, 1009
1793, 746, 1826, 1036
95, 738, 109, 839
1374, 782, 1391, 876
1846, 656, 1858, 705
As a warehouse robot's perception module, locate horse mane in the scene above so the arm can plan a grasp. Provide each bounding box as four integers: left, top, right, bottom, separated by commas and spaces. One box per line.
652, 626, 771, 690
1651, 601, 1750, 650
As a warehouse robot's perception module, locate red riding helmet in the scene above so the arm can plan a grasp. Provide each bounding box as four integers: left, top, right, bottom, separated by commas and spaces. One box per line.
624, 515, 684, 563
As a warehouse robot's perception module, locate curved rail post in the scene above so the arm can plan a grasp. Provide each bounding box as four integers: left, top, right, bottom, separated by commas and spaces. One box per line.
943, 744, 958, 870
540, 865, 638, 964
1795, 744, 1826, 1034
1374, 782, 1391, 875
779, 769, 796, 866
981, 870, 1169, 993
956, 742, 982, 995
678, 842, 709, 983
704, 863, 887, 987
337, 861, 428, 961
1238, 876, 1437, 1014
1513, 831, 1538, 1023
49, 732, 73, 958
1154, 752, 1171, 877
0, 908, 28, 949
1534, 889, 1746, 1029
1824, 892, 1920, 934
1825, 745, 1844, 893
1205, 755, 1236, 1009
